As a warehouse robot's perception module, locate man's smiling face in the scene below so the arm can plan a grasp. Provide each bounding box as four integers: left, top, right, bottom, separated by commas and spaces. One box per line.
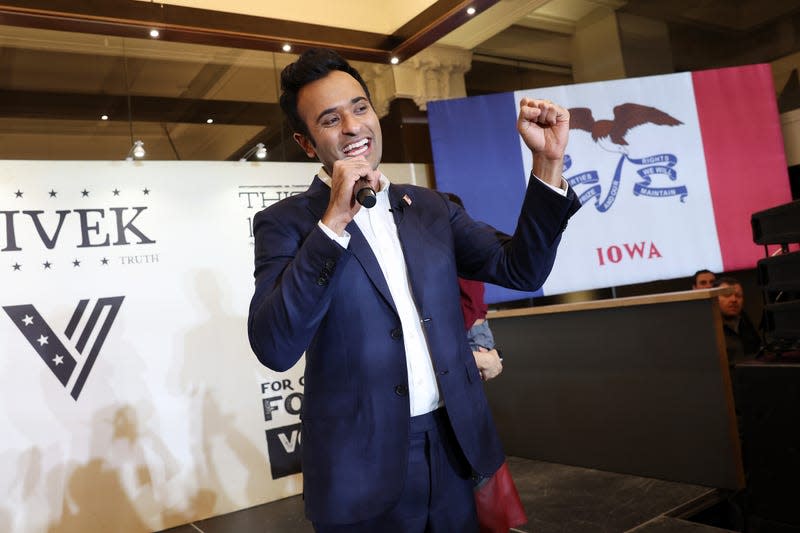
293, 70, 383, 175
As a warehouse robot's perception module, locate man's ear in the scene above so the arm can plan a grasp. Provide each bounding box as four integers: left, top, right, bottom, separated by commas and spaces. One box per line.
293, 133, 316, 159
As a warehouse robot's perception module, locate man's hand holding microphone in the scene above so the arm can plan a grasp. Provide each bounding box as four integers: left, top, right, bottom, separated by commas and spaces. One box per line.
322, 156, 380, 236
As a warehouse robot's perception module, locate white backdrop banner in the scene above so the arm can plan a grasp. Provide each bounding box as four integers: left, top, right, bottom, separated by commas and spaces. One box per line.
0, 161, 424, 533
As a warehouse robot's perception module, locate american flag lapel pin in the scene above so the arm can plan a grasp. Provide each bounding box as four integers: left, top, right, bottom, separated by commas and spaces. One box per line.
402, 194, 412, 206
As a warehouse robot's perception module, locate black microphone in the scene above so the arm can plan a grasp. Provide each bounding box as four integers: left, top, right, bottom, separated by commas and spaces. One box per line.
355, 180, 377, 208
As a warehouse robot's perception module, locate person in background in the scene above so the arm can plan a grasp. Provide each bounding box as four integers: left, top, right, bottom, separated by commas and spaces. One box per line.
714, 276, 758, 531
715, 276, 762, 363
444, 192, 503, 382
692, 269, 716, 289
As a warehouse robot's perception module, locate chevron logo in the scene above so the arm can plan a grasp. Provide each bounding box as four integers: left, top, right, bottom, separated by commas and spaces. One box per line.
3, 297, 124, 400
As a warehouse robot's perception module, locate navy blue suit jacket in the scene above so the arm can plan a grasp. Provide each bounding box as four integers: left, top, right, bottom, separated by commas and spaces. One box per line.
248, 175, 581, 524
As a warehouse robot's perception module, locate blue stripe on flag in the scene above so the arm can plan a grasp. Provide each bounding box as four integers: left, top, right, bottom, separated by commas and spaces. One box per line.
428, 92, 542, 304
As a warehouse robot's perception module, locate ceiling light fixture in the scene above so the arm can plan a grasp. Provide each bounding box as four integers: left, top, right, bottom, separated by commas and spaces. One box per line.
149, 29, 160, 38
126, 140, 146, 161
101, 114, 109, 121
282, 44, 292, 52
390, 57, 400, 65
467, 7, 477, 15
240, 143, 267, 161
206, 118, 214, 124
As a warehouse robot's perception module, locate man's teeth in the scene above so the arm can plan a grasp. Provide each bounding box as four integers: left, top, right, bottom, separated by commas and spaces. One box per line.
344, 139, 369, 154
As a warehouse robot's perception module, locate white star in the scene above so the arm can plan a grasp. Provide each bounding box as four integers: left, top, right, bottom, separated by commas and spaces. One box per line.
36, 335, 48, 346
52, 354, 64, 366
22, 315, 34, 326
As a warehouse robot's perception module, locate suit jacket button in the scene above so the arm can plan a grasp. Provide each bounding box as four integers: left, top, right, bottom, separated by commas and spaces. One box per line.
324, 258, 335, 269
390, 327, 402, 339
316, 276, 327, 286
394, 385, 408, 396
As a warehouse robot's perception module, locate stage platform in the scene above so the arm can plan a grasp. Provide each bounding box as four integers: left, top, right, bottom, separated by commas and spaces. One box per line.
159, 456, 735, 533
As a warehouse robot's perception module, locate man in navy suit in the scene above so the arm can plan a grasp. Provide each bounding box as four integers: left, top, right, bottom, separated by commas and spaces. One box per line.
248, 48, 581, 532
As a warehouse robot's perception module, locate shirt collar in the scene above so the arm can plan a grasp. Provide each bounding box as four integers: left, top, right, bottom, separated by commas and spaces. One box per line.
317, 166, 390, 193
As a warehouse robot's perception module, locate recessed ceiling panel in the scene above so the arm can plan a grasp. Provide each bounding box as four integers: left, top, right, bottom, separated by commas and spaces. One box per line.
131, 0, 439, 34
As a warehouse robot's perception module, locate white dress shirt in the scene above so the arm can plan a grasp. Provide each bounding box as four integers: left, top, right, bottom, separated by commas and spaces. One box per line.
317, 168, 441, 416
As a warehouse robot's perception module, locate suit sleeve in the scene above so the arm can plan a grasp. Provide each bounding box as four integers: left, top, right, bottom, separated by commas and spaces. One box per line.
451, 175, 582, 290
247, 206, 346, 371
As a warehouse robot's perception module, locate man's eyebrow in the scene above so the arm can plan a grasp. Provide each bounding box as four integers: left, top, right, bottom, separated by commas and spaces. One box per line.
315, 96, 368, 123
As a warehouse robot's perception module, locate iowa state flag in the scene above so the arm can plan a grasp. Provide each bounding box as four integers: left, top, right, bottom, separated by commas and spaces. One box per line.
428, 64, 793, 303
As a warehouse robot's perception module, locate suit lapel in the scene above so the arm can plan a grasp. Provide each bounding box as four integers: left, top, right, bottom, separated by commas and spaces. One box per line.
345, 223, 398, 316
389, 186, 425, 306
388, 185, 406, 227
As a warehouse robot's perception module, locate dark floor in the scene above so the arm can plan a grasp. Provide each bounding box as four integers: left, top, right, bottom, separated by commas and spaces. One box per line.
160, 494, 312, 533
158, 456, 734, 533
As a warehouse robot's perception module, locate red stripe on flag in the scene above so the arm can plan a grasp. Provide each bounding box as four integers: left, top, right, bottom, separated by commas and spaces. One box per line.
692, 65, 792, 271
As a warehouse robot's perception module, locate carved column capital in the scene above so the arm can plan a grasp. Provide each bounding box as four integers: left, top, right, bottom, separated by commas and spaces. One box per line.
359, 45, 473, 117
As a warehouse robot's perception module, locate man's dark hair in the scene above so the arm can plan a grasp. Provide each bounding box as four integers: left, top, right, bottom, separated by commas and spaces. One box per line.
714, 276, 741, 288
693, 269, 714, 284
279, 48, 372, 140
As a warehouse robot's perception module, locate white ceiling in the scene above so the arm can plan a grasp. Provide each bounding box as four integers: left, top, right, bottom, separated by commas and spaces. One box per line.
132, 0, 441, 34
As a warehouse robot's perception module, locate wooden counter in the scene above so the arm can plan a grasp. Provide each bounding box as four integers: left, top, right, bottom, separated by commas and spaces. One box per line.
484, 288, 745, 489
